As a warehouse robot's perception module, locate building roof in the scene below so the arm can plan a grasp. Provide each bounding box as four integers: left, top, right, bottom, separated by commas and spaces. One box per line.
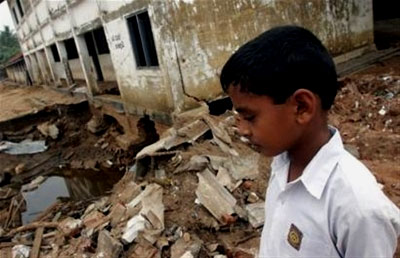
1, 52, 24, 68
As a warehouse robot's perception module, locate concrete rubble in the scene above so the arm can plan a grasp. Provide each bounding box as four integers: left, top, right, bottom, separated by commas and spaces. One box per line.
0, 112, 265, 257
0, 140, 47, 155
12, 244, 30, 258
245, 203, 265, 228
36, 122, 59, 140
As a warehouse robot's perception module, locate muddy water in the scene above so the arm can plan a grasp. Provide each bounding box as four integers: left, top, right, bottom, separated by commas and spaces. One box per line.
22, 169, 123, 224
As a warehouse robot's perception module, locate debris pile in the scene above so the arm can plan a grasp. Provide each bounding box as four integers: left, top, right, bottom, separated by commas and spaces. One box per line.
0, 112, 267, 257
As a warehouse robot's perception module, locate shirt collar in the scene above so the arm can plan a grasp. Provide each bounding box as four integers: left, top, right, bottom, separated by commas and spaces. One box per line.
271, 127, 344, 199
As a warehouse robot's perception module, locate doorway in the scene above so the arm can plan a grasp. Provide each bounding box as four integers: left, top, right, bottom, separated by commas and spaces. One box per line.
373, 0, 400, 49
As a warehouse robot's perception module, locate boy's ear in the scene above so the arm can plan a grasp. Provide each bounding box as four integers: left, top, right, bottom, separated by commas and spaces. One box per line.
291, 89, 317, 124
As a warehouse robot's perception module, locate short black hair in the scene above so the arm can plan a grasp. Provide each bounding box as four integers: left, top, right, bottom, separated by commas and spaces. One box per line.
220, 25, 338, 110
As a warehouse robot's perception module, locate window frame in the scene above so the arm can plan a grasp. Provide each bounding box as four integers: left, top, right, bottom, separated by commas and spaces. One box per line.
126, 10, 159, 69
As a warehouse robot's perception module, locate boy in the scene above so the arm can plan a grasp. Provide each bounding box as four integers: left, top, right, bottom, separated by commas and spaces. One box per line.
220, 26, 400, 257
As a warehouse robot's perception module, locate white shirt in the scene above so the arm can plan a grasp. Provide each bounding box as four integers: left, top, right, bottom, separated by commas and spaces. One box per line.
259, 128, 400, 257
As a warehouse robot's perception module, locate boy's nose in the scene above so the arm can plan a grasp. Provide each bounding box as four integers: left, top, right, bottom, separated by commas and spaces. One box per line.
237, 119, 251, 137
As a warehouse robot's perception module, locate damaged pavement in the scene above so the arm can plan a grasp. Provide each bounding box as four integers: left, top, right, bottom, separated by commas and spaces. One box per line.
1, 54, 400, 257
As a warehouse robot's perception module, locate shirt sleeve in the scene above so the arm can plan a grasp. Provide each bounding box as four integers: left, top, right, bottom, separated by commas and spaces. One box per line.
335, 202, 400, 257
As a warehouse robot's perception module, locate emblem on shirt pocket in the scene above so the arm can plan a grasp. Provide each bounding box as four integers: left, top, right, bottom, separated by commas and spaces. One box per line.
287, 223, 303, 251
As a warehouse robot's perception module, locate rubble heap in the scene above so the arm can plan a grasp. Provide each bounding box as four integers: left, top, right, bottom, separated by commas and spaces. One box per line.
0, 111, 268, 258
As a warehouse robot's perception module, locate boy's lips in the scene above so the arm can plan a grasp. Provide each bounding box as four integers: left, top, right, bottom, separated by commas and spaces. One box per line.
239, 136, 263, 152
249, 142, 262, 152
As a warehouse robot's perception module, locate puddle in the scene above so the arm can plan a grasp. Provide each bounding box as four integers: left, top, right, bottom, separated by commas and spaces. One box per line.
22, 169, 123, 224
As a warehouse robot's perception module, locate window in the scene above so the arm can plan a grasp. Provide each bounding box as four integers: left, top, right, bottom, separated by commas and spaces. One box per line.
127, 11, 159, 67
12, 8, 19, 24
50, 44, 60, 62
16, 0, 24, 17
64, 38, 79, 59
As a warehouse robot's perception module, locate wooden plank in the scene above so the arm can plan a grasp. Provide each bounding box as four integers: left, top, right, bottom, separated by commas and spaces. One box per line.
7, 221, 59, 236
30, 227, 44, 258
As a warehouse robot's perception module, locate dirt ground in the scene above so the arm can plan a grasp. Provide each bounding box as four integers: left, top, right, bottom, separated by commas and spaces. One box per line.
0, 54, 399, 257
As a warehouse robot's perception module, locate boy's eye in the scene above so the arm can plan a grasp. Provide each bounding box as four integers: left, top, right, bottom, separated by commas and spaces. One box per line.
243, 115, 255, 122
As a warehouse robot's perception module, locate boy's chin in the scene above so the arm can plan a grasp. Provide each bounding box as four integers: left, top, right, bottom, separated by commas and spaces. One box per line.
248, 142, 281, 157
257, 145, 281, 157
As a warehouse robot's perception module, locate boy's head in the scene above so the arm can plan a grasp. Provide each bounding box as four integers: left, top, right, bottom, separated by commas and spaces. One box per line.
220, 25, 338, 156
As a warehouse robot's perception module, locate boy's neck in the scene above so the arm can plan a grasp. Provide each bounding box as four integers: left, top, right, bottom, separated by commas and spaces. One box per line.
287, 125, 331, 182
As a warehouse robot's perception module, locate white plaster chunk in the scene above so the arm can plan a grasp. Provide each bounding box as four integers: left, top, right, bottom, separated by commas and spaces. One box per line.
196, 169, 236, 222
12, 245, 30, 258
121, 214, 149, 244
226, 154, 260, 181
245, 202, 265, 228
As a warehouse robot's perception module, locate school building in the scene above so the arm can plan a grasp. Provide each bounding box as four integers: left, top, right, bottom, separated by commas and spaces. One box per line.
1, 0, 383, 131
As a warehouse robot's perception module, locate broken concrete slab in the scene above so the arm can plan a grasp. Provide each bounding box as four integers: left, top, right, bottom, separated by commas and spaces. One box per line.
216, 166, 242, 192
203, 115, 232, 145
225, 154, 260, 181
207, 155, 228, 171
171, 237, 202, 258
0, 140, 47, 155
136, 119, 209, 159
196, 169, 236, 223
122, 184, 164, 244
95, 230, 123, 258
245, 202, 265, 228
174, 155, 209, 174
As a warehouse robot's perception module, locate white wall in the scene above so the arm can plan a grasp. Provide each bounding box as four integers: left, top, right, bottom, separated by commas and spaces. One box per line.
36, 1, 48, 25
104, 16, 172, 114
70, 0, 99, 28
98, 54, 116, 81
69, 58, 85, 80
53, 62, 66, 80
